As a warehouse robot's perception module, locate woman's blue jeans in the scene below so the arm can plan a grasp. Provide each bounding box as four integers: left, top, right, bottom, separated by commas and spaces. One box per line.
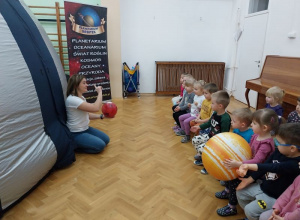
71, 127, 110, 154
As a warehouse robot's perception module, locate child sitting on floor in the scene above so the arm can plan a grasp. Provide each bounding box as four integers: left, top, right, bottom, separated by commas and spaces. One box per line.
189, 83, 218, 136
287, 97, 300, 123
191, 90, 231, 174
216, 108, 278, 217
236, 123, 300, 220
176, 80, 206, 143
265, 86, 285, 117
172, 78, 195, 131
259, 175, 300, 220
172, 72, 189, 106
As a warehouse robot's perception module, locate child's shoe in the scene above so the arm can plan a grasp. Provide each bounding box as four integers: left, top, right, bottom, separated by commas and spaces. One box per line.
194, 154, 202, 161
220, 180, 226, 186
175, 129, 186, 136
193, 160, 203, 166
200, 168, 208, 174
181, 135, 190, 143
216, 205, 237, 216
215, 189, 229, 199
172, 125, 180, 131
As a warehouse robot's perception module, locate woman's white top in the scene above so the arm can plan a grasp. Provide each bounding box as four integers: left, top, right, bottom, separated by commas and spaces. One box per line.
65, 95, 89, 132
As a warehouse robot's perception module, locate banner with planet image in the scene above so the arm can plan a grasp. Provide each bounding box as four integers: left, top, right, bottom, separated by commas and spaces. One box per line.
64, 1, 111, 101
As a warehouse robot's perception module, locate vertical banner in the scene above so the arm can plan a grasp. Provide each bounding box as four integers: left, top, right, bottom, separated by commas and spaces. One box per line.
64, 1, 111, 102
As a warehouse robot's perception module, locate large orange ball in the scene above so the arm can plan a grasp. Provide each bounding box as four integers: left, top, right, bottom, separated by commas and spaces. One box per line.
202, 132, 252, 181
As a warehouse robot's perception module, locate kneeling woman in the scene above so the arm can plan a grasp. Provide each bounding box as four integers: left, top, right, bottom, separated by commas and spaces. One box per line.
66, 74, 110, 153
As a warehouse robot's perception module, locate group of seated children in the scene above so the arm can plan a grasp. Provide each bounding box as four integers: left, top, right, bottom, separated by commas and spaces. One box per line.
171, 73, 300, 220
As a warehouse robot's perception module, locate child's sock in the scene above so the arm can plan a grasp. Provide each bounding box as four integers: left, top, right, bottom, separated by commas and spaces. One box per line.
228, 203, 236, 209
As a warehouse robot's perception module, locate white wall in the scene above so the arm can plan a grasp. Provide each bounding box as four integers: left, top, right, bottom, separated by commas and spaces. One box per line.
120, 0, 235, 93
263, 0, 300, 58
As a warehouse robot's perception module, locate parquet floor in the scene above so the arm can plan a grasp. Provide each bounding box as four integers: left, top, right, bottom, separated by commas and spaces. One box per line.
3, 95, 248, 220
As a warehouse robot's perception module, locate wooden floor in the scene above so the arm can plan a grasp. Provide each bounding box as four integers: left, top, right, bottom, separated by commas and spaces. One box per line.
3, 95, 248, 220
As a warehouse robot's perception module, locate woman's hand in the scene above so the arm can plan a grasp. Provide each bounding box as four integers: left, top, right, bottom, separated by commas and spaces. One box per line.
224, 159, 242, 169
188, 103, 191, 108
194, 102, 198, 106
94, 85, 102, 93
236, 177, 254, 190
236, 164, 249, 177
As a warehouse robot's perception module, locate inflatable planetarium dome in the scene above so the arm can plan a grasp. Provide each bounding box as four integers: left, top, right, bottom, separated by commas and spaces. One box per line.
0, 0, 76, 214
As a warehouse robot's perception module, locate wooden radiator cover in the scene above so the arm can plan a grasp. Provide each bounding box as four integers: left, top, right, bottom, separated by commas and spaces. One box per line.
156, 61, 225, 95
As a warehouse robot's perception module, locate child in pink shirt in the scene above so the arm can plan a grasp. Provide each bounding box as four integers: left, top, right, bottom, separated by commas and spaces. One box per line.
259, 175, 300, 220
215, 109, 279, 217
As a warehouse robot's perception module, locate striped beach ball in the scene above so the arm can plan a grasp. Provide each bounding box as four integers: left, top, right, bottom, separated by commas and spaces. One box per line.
202, 132, 252, 181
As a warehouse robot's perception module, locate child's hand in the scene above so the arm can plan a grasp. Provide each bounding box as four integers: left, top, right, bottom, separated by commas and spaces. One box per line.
236, 177, 254, 191
194, 118, 201, 123
223, 159, 242, 169
174, 106, 180, 112
188, 103, 191, 108
236, 164, 249, 177
194, 102, 198, 106
269, 209, 283, 220
190, 126, 200, 133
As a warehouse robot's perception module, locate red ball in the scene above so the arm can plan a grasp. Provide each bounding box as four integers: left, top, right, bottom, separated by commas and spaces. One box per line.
102, 102, 117, 118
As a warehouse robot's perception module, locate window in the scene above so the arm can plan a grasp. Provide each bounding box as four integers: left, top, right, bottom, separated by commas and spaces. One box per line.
248, 0, 269, 14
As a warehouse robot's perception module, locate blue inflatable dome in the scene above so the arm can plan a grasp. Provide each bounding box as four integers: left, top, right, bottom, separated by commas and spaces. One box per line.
0, 0, 75, 214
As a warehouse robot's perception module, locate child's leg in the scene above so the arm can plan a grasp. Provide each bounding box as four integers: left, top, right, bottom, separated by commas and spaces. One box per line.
236, 182, 261, 210
226, 179, 241, 206
216, 179, 241, 216
244, 193, 276, 220
173, 110, 186, 127
259, 210, 273, 220
179, 113, 191, 131
236, 182, 276, 220
192, 135, 209, 153
183, 116, 196, 135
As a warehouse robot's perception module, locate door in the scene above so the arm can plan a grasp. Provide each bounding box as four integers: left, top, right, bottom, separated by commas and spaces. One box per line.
233, 11, 269, 108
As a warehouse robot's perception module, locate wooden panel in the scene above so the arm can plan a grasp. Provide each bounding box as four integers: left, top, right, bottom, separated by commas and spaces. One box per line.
156, 61, 225, 95
245, 55, 300, 110
261, 56, 300, 86
28, 3, 69, 74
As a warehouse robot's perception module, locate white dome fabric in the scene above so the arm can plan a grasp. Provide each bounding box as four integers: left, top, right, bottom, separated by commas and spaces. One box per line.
0, 0, 75, 214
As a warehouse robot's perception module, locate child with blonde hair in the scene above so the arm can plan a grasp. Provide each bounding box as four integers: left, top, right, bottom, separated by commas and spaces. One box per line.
176, 80, 206, 143
189, 83, 218, 135
215, 108, 278, 217
265, 86, 285, 117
